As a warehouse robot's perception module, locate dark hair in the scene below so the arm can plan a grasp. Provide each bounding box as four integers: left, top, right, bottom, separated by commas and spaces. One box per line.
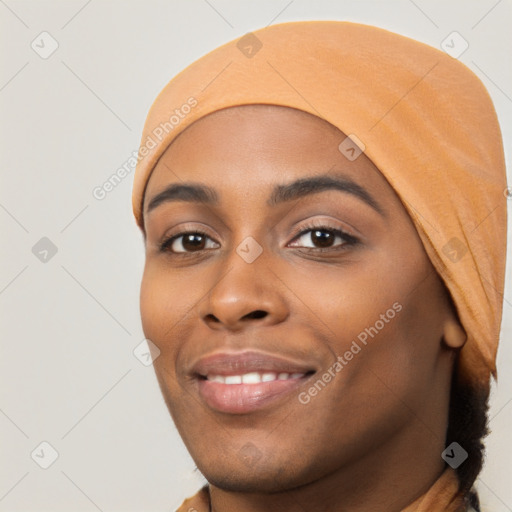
446, 359, 490, 511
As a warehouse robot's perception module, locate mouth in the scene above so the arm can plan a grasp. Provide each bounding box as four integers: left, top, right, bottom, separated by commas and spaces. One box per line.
191, 350, 317, 414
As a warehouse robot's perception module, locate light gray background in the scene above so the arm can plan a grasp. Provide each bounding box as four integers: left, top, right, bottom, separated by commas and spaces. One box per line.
1, 1, 511, 511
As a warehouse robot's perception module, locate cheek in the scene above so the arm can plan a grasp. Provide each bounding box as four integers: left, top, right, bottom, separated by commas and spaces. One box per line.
140, 265, 195, 417
140, 266, 167, 343
287, 249, 422, 345
139, 263, 192, 360
290, 245, 439, 400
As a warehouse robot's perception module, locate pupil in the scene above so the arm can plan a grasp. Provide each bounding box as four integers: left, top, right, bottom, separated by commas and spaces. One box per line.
183, 234, 205, 251
312, 229, 333, 248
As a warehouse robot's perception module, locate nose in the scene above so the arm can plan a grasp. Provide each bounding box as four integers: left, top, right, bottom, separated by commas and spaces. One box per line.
198, 249, 289, 331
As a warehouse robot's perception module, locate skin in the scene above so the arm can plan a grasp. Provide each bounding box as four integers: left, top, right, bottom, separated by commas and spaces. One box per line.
139, 105, 467, 512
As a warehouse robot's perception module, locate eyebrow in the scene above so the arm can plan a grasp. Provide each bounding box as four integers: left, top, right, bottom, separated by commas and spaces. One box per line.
145, 174, 385, 216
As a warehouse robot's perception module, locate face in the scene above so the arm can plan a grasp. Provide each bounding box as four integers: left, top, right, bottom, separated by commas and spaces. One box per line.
140, 105, 460, 493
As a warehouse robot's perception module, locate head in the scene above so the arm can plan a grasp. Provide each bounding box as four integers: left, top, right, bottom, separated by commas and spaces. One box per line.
139, 104, 469, 492
131, 20, 507, 505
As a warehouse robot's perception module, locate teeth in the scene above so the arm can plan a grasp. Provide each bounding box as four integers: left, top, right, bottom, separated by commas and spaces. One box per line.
225, 375, 242, 385
207, 371, 305, 384
242, 372, 261, 384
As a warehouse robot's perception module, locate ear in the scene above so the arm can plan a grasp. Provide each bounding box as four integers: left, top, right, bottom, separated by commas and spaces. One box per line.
441, 315, 467, 349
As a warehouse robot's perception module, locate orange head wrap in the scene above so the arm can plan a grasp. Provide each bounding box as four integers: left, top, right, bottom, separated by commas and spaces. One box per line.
132, 21, 507, 392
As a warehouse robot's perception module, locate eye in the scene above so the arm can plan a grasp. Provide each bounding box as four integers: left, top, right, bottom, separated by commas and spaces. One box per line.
159, 223, 358, 256
288, 223, 358, 251
160, 230, 220, 254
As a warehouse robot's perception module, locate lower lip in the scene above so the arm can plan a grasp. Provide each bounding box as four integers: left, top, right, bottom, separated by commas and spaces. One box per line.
197, 376, 311, 414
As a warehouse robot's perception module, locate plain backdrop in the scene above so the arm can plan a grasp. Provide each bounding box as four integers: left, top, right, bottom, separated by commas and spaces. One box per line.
1, 1, 511, 511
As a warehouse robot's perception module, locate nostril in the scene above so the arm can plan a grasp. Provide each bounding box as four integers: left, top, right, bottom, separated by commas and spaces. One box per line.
246, 310, 267, 319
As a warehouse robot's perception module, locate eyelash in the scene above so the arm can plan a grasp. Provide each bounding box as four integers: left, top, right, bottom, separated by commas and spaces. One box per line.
159, 221, 359, 256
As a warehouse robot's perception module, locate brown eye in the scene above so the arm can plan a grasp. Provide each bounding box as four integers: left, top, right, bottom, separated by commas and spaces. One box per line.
289, 226, 358, 251
160, 231, 220, 254
309, 229, 337, 248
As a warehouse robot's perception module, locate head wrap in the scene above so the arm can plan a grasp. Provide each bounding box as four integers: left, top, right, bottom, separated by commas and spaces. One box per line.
132, 21, 507, 393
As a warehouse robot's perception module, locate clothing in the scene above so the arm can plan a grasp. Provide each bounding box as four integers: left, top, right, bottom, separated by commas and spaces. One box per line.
175, 468, 474, 511
132, 20, 507, 392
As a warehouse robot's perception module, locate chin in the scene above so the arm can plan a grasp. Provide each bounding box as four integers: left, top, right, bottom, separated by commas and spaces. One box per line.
203, 471, 295, 494
194, 455, 323, 494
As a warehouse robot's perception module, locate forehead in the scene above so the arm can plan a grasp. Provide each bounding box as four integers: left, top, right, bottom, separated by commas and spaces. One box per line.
143, 105, 398, 207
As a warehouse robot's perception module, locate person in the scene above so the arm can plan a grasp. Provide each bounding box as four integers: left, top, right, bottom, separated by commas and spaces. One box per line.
130, 21, 508, 512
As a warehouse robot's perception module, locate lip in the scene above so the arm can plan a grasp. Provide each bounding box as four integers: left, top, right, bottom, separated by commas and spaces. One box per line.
191, 350, 317, 414
192, 350, 316, 377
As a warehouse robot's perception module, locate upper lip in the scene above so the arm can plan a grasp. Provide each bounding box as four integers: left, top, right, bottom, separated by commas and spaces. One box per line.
191, 350, 317, 377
